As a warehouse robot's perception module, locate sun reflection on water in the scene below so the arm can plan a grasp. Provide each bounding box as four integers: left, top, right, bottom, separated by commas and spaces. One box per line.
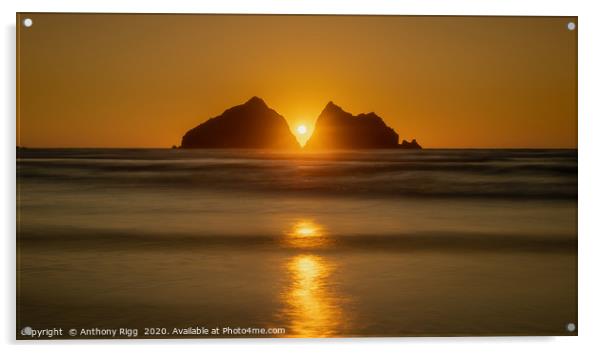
284, 219, 331, 249
279, 219, 346, 337
283, 254, 342, 337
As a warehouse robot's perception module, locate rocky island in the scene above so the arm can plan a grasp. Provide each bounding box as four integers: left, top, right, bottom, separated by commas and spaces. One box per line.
180, 97, 300, 149
305, 101, 420, 150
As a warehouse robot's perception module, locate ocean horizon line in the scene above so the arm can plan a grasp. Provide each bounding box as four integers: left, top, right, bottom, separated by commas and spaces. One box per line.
16, 146, 578, 150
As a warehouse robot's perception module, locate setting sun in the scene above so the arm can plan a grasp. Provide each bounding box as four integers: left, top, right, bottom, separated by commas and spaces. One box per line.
293, 123, 312, 147
296, 125, 308, 135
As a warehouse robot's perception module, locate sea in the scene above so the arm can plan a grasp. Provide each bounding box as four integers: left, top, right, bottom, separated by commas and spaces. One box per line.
16, 148, 578, 337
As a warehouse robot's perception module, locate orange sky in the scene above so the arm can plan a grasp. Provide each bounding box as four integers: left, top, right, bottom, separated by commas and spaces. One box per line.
17, 14, 577, 148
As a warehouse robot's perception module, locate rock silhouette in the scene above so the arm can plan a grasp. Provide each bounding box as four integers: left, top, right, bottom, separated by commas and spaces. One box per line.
400, 139, 422, 149
180, 97, 300, 149
180, 98, 421, 149
304, 102, 408, 149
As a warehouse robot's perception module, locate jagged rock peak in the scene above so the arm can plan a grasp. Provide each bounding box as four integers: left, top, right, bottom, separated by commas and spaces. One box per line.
323, 101, 344, 113
245, 96, 267, 106
180, 97, 299, 149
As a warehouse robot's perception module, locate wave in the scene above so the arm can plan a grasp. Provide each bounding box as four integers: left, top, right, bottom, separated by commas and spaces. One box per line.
17, 148, 577, 200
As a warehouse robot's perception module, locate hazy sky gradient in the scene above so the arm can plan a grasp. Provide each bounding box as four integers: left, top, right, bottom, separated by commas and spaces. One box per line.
17, 14, 577, 148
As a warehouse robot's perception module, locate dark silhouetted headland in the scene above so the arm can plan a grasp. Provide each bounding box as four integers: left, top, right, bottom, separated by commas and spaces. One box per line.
180, 97, 300, 149
305, 101, 421, 150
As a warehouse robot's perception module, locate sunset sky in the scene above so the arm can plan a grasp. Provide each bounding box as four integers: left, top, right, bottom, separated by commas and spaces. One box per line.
17, 14, 577, 148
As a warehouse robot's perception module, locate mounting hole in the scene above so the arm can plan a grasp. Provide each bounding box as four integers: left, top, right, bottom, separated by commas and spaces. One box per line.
23, 18, 33, 28
566, 322, 576, 332
567, 22, 576, 31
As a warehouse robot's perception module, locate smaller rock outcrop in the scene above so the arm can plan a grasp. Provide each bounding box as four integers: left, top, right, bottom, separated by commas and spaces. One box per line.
400, 139, 422, 149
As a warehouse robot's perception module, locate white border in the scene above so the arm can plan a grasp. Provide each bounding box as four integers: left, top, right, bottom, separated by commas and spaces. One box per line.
3, 1, 601, 352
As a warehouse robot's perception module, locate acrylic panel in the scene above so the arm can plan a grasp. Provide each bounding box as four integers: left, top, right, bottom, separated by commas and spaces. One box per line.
16, 13, 577, 339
